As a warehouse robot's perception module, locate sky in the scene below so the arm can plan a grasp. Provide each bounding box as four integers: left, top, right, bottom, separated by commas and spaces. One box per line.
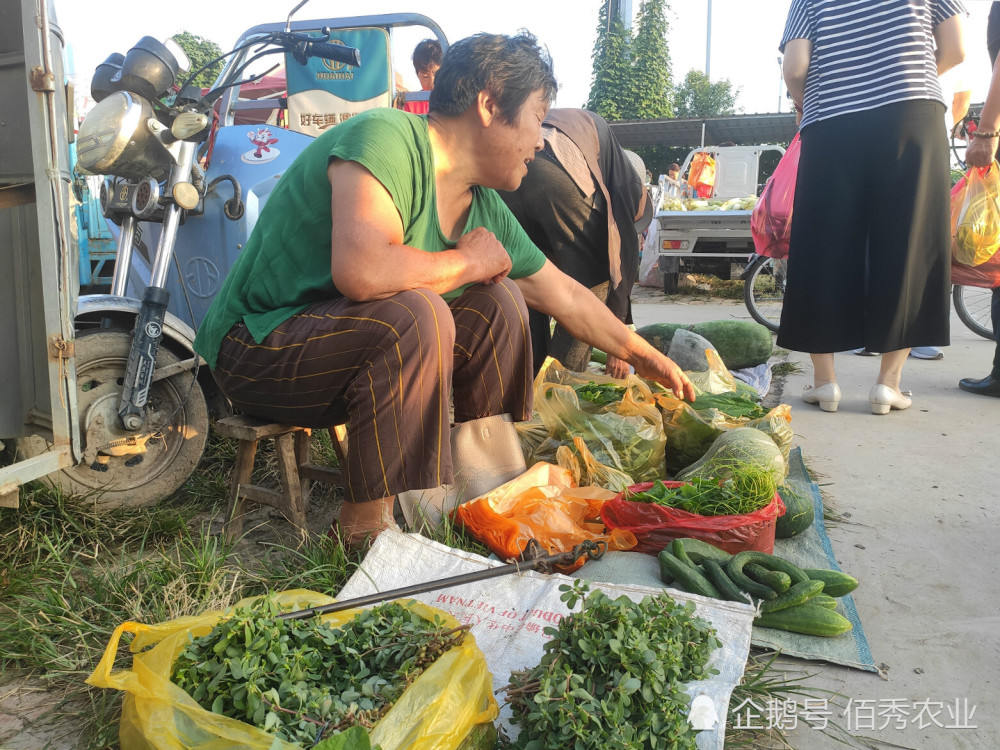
54, 0, 998, 116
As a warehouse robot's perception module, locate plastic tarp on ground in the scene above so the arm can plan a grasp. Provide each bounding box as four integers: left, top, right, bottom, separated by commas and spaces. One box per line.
338, 529, 755, 749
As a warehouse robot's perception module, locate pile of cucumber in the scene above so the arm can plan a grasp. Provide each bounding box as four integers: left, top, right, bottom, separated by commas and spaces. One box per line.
658, 539, 858, 638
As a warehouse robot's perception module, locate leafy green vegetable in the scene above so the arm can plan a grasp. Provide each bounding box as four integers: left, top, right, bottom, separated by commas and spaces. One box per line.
689, 391, 766, 419
627, 468, 776, 517
171, 598, 468, 747
572, 381, 628, 406
505, 580, 719, 749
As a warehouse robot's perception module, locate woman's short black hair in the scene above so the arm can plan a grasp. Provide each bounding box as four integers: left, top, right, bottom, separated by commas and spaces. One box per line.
429, 32, 558, 124
412, 38, 443, 72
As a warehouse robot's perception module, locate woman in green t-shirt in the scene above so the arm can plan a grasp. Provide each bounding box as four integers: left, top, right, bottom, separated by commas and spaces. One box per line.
196, 32, 695, 546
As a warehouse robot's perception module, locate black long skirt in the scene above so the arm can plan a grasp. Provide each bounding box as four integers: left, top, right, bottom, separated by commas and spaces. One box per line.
776, 99, 951, 354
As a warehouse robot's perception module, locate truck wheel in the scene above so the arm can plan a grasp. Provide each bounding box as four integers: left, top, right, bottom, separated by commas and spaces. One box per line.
662, 271, 680, 294
17, 330, 209, 510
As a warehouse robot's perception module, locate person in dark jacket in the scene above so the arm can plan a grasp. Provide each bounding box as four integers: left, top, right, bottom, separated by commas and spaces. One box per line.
499, 109, 653, 378
957, 1, 1000, 397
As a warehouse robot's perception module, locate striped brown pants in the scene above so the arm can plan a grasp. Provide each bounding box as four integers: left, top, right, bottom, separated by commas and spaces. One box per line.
212, 279, 533, 503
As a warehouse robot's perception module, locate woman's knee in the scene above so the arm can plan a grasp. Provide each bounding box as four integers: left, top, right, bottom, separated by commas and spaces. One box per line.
381, 289, 456, 351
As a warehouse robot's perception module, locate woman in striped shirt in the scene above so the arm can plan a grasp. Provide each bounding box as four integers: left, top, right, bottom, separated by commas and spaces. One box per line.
778, 0, 965, 415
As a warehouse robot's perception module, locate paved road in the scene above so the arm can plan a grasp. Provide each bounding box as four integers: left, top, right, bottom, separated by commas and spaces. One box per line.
632, 292, 998, 750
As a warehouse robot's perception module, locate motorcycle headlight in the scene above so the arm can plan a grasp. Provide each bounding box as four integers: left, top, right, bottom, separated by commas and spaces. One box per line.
76, 91, 173, 182
120, 36, 184, 100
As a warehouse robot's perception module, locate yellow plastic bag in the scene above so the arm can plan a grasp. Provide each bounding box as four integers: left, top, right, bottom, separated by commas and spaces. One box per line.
952, 165, 1000, 266
86, 590, 498, 750
533, 359, 667, 483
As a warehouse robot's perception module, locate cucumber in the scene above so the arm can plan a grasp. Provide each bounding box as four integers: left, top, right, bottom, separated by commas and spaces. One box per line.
670, 539, 698, 569
755, 604, 853, 637
702, 559, 752, 604
758, 580, 825, 613
803, 568, 859, 597
730, 551, 810, 585
667, 538, 732, 566
724, 555, 778, 600
745, 563, 791, 594
811, 593, 839, 610
657, 550, 721, 599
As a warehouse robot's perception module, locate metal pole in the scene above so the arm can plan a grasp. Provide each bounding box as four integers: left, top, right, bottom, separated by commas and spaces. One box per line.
279, 540, 607, 621
706, 0, 712, 79
777, 56, 783, 113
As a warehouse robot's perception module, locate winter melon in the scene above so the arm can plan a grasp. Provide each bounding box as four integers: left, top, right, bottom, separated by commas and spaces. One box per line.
637, 320, 773, 370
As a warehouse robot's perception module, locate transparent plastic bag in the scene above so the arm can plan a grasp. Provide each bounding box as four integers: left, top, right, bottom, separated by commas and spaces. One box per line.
952, 165, 1000, 267
653, 352, 793, 475
86, 590, 498, 750
533, 359, 667, 483
951, 173, 1000, 287
555, 436, 635, 492
452, 461, 638, 572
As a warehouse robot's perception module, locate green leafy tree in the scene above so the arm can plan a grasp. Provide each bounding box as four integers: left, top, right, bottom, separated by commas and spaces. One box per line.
672, 69, 741, 118
626, 0, 673, 120
171, 31, 224, 89
587, 0, 633, 120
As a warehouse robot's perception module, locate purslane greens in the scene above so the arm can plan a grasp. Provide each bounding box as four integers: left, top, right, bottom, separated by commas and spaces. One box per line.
171, 598, 468, 747
504, 581, 720, 750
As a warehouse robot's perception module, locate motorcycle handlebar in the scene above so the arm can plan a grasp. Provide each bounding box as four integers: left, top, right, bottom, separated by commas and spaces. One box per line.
301, 40, 360, 67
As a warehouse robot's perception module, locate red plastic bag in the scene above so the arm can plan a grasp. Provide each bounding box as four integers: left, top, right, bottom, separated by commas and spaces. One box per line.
951, 174, 1000, 288
600, 481, 786, 556
751, 133, 800, 260
687, 152, 717, 199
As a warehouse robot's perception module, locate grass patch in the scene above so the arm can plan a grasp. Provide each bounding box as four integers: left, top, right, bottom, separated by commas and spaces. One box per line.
771, 361, 803, 378
727, 651, 856, 748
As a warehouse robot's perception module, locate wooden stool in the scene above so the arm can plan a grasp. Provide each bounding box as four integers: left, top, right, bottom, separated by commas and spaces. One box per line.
216, 416, 347, 540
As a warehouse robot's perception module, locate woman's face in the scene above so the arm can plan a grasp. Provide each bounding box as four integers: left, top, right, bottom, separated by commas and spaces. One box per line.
481, 89, 549, 192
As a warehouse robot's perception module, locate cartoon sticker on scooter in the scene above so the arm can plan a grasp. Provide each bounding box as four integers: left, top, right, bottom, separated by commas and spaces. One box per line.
242, 127, 280, 163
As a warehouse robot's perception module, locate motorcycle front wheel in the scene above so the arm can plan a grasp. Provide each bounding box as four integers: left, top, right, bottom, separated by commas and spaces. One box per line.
17, 329, 209, 510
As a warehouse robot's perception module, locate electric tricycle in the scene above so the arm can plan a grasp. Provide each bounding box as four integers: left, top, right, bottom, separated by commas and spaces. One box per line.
0, 0, 448, 510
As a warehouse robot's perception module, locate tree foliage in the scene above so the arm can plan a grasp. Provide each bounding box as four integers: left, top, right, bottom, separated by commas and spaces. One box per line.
587, 0, 634, 120
626, 0, 673, 119
672, 69, 741, 118
172, 31, 224, 89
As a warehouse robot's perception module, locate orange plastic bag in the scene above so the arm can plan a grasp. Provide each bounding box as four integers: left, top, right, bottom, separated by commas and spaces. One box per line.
452, 462, 637, 572
601, 482, 786, 556
687, 152, 717, 199
751, 133, 800, 260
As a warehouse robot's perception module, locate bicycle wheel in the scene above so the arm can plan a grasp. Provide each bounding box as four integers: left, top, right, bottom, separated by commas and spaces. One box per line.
951, 108, 979, 170
743, 255, 787, 333
953, 284, 995, 340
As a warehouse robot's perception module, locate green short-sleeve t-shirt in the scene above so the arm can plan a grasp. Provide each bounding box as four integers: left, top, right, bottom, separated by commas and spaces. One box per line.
193, 108, 546, 369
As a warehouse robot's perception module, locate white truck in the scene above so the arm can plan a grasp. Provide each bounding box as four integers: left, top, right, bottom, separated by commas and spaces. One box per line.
655, 144, 786, 293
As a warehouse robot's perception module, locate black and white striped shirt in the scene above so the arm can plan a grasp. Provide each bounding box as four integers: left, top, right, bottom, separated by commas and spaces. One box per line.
781, 0, 967, 129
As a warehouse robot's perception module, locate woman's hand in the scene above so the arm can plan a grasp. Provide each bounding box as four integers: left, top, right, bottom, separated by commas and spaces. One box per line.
966, 134, 998, 169
604, 354, 631, 379
632, 353, 697, 403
